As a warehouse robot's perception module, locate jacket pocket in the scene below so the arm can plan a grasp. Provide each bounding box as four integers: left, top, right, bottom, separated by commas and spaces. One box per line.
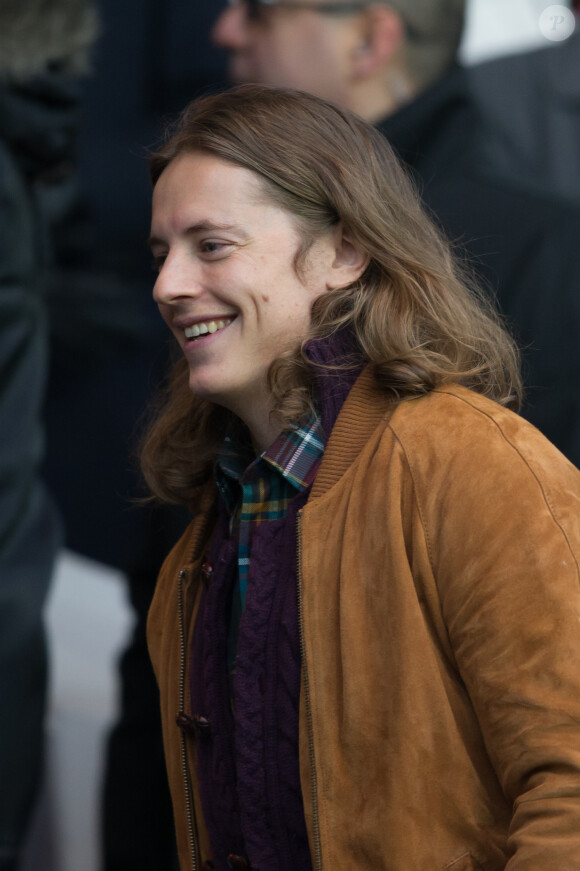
444, 853, 484, 871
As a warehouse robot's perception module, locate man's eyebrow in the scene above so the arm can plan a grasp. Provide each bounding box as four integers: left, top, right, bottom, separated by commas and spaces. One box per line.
147, 222, 249, 249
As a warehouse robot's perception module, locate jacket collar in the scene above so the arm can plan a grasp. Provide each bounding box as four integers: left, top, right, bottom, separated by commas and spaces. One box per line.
377, 65, 483, 179
186, 367, 394, 516
0, 73, 80, 176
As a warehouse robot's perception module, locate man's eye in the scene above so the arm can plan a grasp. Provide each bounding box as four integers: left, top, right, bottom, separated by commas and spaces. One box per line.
201, 240, 228, 255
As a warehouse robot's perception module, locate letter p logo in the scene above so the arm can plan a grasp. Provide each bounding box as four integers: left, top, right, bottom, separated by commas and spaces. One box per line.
539, 5, 576, 41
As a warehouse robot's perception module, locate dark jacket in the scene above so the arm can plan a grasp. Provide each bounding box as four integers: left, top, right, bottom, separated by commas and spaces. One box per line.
468, 33, 580, 205
378, 67, 580, 466
0, 1, 96, 862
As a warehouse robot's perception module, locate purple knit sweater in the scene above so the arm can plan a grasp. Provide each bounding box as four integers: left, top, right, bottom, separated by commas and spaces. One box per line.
190, 333, 363, 871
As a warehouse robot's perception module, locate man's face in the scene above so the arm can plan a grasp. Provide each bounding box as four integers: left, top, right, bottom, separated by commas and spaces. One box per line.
212, 0, 359, 104
150, 151, 335, 420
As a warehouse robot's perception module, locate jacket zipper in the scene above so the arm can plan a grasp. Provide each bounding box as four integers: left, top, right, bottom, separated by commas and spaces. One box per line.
178, 568, 200, 871
297, 511, 323, 871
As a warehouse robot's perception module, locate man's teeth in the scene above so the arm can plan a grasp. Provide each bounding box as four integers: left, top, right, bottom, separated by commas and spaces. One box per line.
184, 318, 232, 340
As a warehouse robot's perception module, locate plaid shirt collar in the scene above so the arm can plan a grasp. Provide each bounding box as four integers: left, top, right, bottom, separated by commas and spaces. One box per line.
215, 411, 324, 513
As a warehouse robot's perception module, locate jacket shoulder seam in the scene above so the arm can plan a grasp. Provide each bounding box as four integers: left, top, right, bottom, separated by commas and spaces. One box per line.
388, 389, 580, 580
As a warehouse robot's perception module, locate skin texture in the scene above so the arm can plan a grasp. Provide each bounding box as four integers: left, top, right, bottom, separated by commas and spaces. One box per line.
149, 151, 365, 450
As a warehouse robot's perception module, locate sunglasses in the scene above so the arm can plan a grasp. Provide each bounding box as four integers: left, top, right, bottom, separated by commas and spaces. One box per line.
227, 0, 372, 20
226, 0, 420, 38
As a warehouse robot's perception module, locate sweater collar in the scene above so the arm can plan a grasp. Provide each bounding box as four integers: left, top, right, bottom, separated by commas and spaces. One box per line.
310, 366, 396, 500
303, 328, 365, 442
303, 330, 398, 502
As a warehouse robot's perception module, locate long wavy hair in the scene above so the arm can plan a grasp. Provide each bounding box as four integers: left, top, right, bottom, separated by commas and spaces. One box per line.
141, 84, 521, 505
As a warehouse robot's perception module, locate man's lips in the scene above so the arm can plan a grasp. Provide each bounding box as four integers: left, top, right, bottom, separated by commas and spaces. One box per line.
175, 315, 237, 344
173, 314, 237, 331
185, 317, 233, 340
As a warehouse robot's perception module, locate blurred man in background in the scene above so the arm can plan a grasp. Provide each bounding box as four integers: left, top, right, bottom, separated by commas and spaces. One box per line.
213, 0, 580, 466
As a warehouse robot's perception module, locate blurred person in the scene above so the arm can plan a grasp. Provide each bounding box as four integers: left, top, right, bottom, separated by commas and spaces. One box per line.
212, 0, 580, 467
144, 85, 580, 871
0, 1, 97, 868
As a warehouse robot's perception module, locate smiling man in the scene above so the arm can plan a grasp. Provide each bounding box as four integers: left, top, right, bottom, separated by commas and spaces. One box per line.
211, 0, 580, 470
149, 150, 364, 450
143, 85, 580, 871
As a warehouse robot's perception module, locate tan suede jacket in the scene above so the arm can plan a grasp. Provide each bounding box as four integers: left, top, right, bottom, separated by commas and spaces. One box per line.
148, 369, 580, 871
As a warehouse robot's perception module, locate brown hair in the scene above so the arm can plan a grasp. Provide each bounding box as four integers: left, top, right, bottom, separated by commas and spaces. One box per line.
141, 84, 521, 505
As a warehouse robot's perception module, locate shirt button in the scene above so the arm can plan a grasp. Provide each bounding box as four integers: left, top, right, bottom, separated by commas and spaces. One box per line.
200, 561, 214, 588
226, 856, 251, 870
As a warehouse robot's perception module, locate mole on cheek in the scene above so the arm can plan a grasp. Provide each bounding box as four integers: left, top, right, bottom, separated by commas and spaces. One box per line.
261, 294, 270, 303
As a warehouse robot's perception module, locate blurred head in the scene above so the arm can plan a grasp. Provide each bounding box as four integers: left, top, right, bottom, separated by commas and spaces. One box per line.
142, 85, 519, 503
212, 0, 466, 119
0, 0, 98, 82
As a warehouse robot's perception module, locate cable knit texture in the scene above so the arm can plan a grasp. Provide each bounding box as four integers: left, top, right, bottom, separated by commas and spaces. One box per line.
190, 514, 245, 864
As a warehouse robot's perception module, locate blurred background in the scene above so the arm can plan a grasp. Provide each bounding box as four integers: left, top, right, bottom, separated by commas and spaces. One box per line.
3, 0, 574, 869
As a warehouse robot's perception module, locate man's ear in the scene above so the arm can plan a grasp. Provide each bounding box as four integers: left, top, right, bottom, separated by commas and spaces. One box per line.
351, 4, 405, 79
326, 225, 370, 289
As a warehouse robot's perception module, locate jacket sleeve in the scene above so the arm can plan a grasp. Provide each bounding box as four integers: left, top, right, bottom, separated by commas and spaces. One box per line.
419, 394, 580, 869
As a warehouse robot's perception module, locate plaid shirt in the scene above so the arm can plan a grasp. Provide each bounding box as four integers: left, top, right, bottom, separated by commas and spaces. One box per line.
215, 413, 325, 672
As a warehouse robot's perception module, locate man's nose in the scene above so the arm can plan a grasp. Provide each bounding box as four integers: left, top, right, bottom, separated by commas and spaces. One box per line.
152, 256, 202, 307
211, 1, 250, 48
